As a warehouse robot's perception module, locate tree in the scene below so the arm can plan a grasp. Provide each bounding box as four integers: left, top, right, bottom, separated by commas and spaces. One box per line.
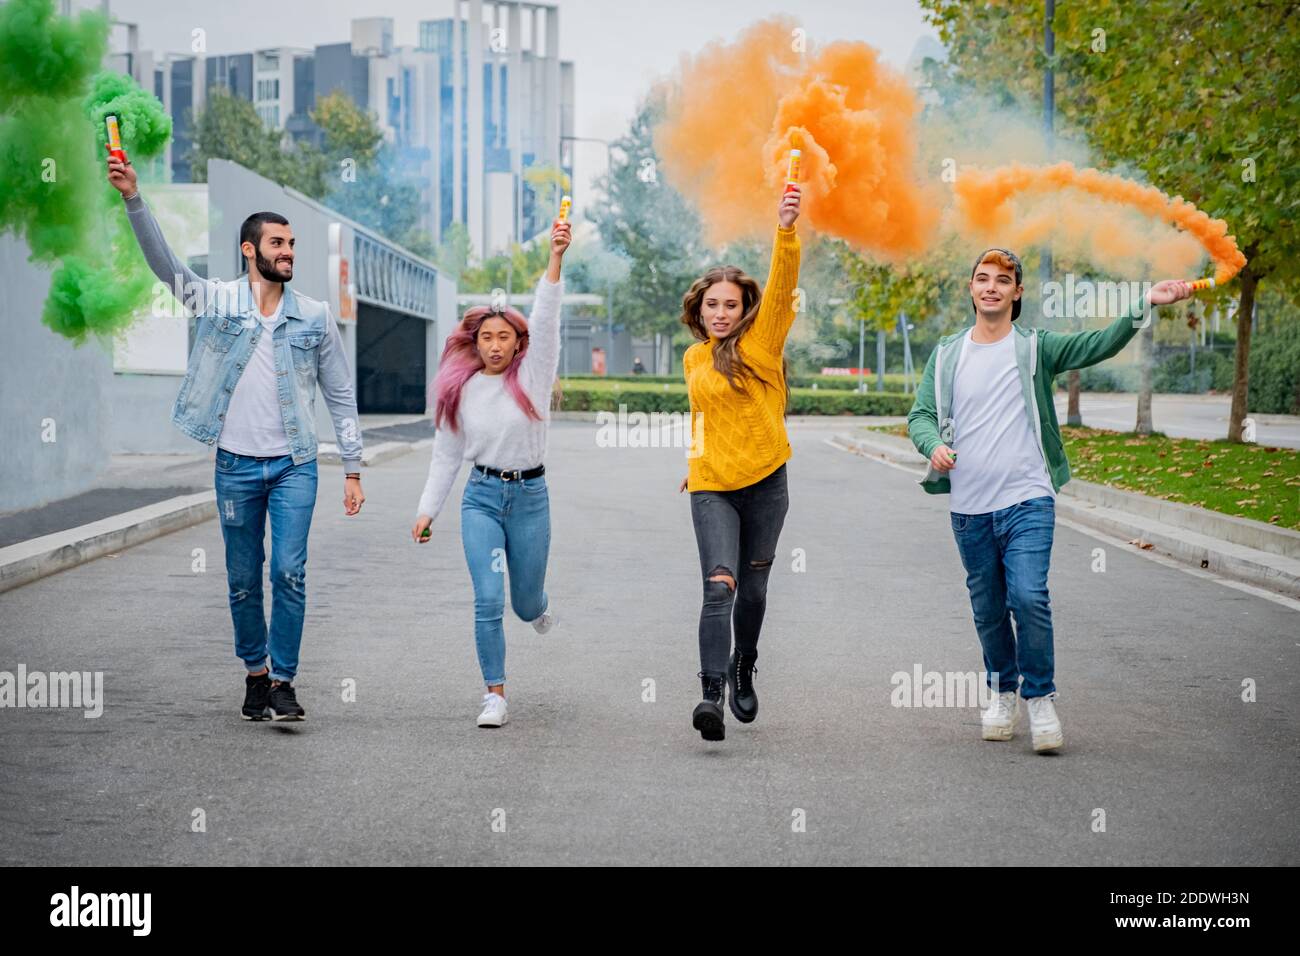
188, 88, 315, 190
434, 221, 472, 281
311, 90, 383, 171
524, 163, 571, 225
586, 93, 711, 351
322, 146, 430, 256
459, 240, 550, 294
830, 242, 960, 388
919, 0, 1300, 441
191, 87, 436, 257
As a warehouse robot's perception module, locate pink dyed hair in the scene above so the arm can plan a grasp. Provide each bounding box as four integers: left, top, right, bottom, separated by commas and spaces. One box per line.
430, 304, 541, 432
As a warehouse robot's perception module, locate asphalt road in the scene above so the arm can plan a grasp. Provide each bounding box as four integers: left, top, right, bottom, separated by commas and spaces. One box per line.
1052, 392, 1300, 448
1, 418, 1296, 865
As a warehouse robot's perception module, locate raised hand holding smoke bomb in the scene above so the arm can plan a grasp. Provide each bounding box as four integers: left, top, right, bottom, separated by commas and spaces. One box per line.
1146, 279, 1196, 306
778, 183, 801, 229
106, 154, 137, 199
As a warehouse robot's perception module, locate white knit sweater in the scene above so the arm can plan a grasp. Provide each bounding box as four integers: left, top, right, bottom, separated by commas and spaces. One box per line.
416, 275, 563, 521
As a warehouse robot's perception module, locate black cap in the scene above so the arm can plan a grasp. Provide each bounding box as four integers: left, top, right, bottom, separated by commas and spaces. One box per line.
970, 247, 1023, 321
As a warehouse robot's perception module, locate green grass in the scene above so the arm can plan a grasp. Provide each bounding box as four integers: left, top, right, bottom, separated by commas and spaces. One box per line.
868, 423, 1300, 530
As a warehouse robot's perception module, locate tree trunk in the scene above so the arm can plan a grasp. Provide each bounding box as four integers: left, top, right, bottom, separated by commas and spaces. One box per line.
1227, 262, 1259, 442
1135, 318, 1154, 435
1067, 369, 1082, 425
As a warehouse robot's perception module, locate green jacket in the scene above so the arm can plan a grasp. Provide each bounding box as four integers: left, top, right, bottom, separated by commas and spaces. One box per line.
907, 302, 1146, 494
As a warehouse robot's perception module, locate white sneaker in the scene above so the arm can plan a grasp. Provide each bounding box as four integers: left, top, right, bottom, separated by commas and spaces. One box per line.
476, 692, 508, 728
1027, 693, 1064, 752
981, 690, 1019, 741
530, 606, 556, 635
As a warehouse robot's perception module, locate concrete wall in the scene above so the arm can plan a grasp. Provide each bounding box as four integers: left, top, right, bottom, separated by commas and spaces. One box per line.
106, 183, 209, 455
0, 235, 114, 513
428, 273, 459, 412
107, 373, 194, 455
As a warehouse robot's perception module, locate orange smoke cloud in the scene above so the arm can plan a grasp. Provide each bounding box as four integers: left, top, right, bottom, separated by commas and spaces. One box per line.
654, 18, 940, 257
655, 19, 1247, 284
953, 162, 1247, 282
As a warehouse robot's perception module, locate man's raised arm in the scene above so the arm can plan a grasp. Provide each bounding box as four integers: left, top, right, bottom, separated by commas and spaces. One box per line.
107, 156, 218, 316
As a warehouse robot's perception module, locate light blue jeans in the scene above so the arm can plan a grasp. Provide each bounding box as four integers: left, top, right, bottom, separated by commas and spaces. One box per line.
950, 495, 1057, 699
460, 468, 551, 686
213, 450, 317, 682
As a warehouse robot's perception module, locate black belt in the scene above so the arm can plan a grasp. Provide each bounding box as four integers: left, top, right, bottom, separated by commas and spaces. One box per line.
474, 463, 545, 481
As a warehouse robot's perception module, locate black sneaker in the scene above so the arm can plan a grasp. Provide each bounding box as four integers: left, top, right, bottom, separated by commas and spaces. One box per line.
242, 672, 272, 721
268, 681, 305, 721
727, 651, 758, 723
691, 673, 726, 741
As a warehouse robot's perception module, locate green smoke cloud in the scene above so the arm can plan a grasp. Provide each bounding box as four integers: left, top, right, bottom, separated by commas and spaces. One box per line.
0, 0, 172, 342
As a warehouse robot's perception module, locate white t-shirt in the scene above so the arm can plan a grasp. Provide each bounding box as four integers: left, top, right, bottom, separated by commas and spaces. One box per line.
948, 328, 1055, 515
217, 299, 292, 457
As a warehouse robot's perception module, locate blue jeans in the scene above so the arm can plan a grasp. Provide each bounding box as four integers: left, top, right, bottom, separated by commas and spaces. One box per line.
213, 450, 318, 682
950, 495, 1056, 699
460, 468, 551, 686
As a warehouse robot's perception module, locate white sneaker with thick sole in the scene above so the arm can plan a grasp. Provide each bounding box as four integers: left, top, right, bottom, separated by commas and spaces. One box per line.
476, 692, 508, 728
530, 606, 556, 635
1027, 693, 1064, 752
981, 690, 1019, 741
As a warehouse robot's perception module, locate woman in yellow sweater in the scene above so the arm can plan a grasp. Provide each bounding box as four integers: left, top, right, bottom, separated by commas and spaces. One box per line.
678, 186, 801, 741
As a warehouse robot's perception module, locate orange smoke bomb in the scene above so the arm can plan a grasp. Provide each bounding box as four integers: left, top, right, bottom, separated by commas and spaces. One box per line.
105, 113, 128, 164
558, 195, 571, 223
784, 149, 801, 193
1188, 277, 1216, 292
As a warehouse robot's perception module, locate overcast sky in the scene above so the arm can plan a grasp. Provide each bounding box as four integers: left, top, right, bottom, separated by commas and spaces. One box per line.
104, 0, 940, 199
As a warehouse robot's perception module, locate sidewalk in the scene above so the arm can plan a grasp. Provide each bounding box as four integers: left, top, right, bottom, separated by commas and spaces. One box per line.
0, 415, 433, 594
832, 426, 1300, 601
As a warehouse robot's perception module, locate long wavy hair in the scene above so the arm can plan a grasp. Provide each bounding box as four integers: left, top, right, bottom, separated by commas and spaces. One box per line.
680, 265, 789, 403
429, 305, 541, 432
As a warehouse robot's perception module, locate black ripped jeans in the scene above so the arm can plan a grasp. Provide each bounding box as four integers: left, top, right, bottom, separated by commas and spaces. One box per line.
689, 463, 790, 678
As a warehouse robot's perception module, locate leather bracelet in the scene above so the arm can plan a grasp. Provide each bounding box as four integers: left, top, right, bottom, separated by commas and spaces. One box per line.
345, 473, 361, 479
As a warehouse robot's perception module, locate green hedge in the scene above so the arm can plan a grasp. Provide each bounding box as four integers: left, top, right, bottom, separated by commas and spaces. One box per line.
1056, 351, 1236, 394
1056, 365, 1141, 393
1153, 350, 1236, 394
556, 387, 914, 416
1249, 331, 1300, 414
565, 372, 906, 391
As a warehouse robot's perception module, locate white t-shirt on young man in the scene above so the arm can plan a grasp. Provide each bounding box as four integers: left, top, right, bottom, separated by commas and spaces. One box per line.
217, 298, 292, 457
948, 327, 1055, 515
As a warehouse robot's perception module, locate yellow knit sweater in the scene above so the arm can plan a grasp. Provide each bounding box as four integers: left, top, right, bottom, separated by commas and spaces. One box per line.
684, 224, 801, 492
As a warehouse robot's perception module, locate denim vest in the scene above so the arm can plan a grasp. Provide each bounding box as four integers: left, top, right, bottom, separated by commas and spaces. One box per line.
171, 276, 361, 469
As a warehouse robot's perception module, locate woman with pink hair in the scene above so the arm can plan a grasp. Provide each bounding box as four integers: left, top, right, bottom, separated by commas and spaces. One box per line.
413, 217, 570, 727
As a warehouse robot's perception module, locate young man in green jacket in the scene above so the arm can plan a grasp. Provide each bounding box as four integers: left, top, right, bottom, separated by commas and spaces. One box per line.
907, 248, 1194, 752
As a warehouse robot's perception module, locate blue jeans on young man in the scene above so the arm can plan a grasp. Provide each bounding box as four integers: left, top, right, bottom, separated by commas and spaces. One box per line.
460, 467, 551, 687
950, 495, 1056, 699
213, 450, 318, 682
